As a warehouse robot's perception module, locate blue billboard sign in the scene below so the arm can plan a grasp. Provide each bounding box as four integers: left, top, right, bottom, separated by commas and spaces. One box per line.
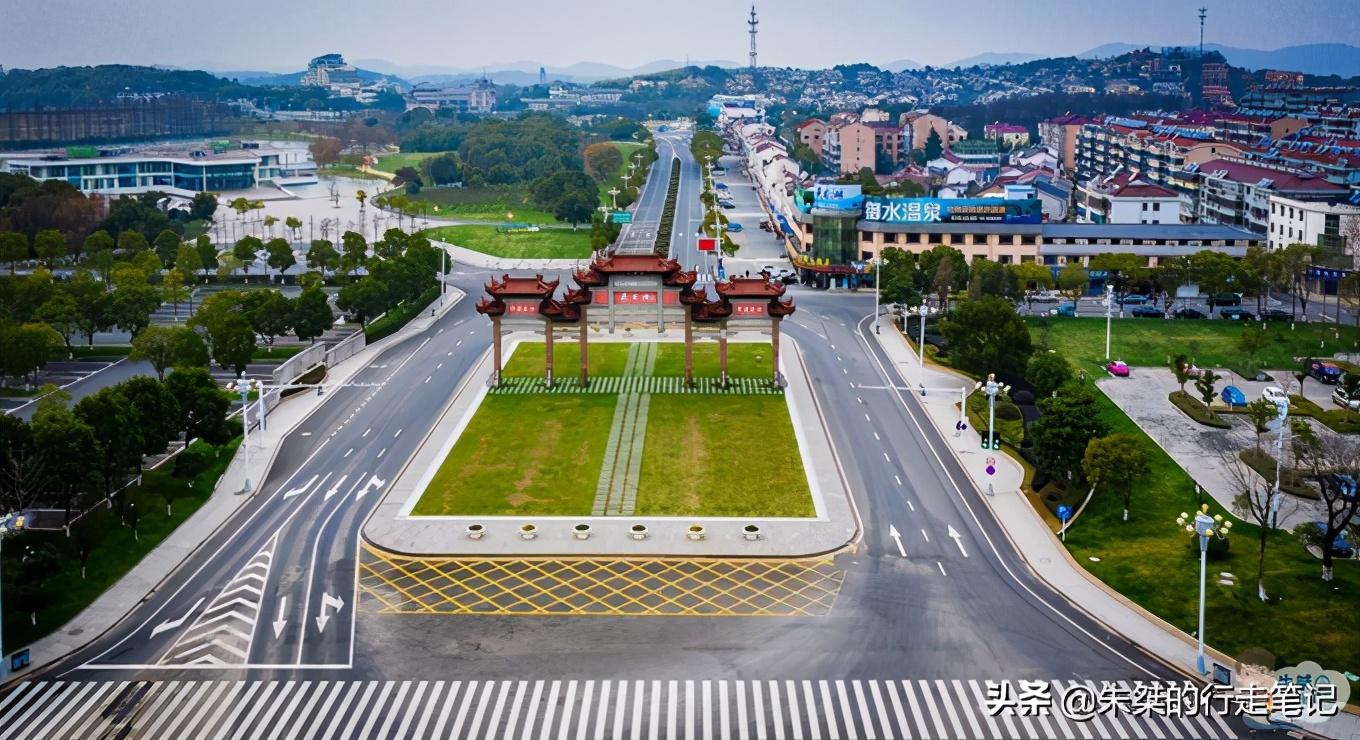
862, 197, 1043, 225
812, 183, 864, 210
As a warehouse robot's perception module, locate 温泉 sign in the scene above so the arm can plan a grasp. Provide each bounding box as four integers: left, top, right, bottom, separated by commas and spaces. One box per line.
697, 237, 718, 252
610, 211, 633, 224
862, 197, 1043, 225
812, 183, 864, 210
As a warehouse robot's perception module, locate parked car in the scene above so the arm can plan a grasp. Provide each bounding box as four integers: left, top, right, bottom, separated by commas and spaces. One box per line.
1309, 522, 1355, 559
721, 202, 736, 209
1211, 292, 1242, 306
1118, 294, 1150, 305
1221, 386, 1247, 407
1130, 306, 1164, 318
725, 222, 743, 232
1261, 386, 1288, 405
1220, 308, 1256, 321
1262, 308, 1295, 321
1171, 307, 1208, 319
715, 182, 729, 190
1029, 290, 1062, 303
759, 221, 772, 231
1332, 386, 1360, 411
1305, 359, 1344, 384
1106, 360, 1130, 377
1051, 301, 1076, 317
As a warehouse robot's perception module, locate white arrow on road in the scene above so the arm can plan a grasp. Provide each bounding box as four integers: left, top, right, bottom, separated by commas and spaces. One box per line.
283, 474, 319, 499
323, 474, 348, 501
272, 597, 287, 638
356, 475, 387, 500
947, 525, 969, 558
888, 525, 907, 558
150, 597, 204, 638
315, 592, 346, 634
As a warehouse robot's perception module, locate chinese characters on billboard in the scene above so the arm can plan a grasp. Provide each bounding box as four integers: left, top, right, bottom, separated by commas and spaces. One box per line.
862, 197, 1043, 225
812, 183, 865, 210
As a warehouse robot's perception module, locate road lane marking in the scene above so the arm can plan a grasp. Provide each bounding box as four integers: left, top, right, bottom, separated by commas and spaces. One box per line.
377, 448, 386, 459
920, 529, 930, 542
882, 452, 890, 462
344, 448, 353, 458
948, 525, 969, 557
888, 525, 906, 557
362, 429, 369, 437
873, 432, 880, 441
394, 429, 402, 438
150, 598, 205, 638
894, 475, 902, 486
856, 396, 862, 404
424, 376, 431, 384
864, 413, 871, 422
937, 562, 948, 576
436, 363, 443, 369
907, 501, 916, 512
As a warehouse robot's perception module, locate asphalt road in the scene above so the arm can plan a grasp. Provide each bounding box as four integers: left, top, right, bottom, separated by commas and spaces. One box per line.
2, 129, 1252, 737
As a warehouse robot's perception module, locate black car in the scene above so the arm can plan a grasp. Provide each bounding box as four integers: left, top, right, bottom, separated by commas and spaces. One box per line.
1130, 306, 1165, 318
1171, 307, 1207, 319
1220, 307, 1256, 321
1262, 308, 1296, 321
1211, 292, 1242, 307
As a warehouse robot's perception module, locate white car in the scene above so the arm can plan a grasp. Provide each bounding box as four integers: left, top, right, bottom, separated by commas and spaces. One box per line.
1261, 386, 1288, 405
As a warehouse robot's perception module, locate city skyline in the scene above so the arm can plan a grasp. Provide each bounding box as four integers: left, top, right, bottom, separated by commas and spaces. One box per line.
0, 0, 1356, 73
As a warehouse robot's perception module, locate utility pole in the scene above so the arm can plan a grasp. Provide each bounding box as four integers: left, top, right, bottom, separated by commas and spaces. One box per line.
1198, 6, 1208, 57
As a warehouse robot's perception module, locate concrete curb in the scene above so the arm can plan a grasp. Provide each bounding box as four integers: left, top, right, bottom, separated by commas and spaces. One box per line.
3, 356, 129, 416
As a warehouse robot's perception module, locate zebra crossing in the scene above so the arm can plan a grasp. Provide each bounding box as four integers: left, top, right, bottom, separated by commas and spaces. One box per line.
0, 678, 1238, 739
156, 533, 277, 667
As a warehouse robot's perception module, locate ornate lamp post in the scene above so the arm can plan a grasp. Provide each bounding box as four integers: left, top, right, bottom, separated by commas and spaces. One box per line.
226, 375, 262, 493
908, 303, 936, 383
975, 373, 1010, 450
1177, 505, 1232, 674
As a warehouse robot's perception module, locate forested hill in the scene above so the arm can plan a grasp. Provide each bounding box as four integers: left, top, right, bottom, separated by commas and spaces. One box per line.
0, 65, 257, 107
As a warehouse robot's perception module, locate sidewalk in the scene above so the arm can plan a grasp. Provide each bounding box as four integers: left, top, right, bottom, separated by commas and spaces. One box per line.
873, 323, 1360, 738
7, 288, 466, 682
431, 238, 581, 272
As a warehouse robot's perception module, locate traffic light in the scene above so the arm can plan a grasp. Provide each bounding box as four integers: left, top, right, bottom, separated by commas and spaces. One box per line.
980, 432, 999, 449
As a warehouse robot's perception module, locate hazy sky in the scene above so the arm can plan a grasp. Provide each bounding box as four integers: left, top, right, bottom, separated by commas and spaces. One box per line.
1, 0, 1355, 72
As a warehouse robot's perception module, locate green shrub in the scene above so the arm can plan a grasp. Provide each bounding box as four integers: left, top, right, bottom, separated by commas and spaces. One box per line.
1168, 391, 1231, 429
995, 403, 1023, 422
1238, 448, 1316, 499
365, 286, 440, 343
172, 443, 214, 479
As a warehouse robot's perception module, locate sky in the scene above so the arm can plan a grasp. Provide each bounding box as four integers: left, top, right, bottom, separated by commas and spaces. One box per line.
0, 0, 1356, 73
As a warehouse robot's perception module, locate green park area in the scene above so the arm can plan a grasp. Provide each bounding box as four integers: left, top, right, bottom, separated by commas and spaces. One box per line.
410, 342, 812, 518
1030, 316, 1360, 373
374, 150, 451, 175
402, 184, 557, 224
599, 142, 645, 206
421, 224, 593, 260
922, 309, 1360, 682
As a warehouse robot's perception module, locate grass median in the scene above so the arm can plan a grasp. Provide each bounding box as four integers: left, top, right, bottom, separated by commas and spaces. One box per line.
422, 224, 592, 259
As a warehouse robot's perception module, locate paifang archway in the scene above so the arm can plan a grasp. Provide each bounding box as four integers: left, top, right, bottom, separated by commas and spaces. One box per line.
475, 250, 795, 388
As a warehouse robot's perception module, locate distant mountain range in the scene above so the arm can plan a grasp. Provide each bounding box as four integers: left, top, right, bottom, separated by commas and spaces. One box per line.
943, 52, 1043, 69
1077, 42, 1360, 77
352, 58, 740, 85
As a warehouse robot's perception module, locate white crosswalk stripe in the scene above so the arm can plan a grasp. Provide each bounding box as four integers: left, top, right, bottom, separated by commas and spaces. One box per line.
0, 678, 1240, 739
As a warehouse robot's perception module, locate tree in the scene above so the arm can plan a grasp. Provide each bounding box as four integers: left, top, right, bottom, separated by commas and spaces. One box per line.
307, 239, 339, 276
72, 504, 113, 579
1171, 354, 1192, 392
262, 215, 279, 239
877, 247, 919, 306
215, 253, 241, 280
10, 542, 60, 624
30, 396, 95, 516
392, 166, 422, 187
340, 231, 368, 277
162, 268, 189, 319
1277, 243, 1321, 317
121, 375, 182, 459
916, 245, 967, 308
0, 323, 62, 384
1223, 445, 1288, 602
190, 192, 218, 221
243, 289, 293, 345
1031, 382, 1110, 484
265, 237, 296, 276
0, 232, 27, 273
208, 314, 256, 374
284, 216, 303, 243
1056, 263, 1088, 300
1293, 428, 1360, 581
938, 296, 1033, 376
194, 235, 217, 279
74, 386, 142, 494
116, 230, 150, 255
355, 190, 368, 211
309, 137, 343, 167
164, 367, 231, 443
1191, 249, 1239, 314
1025, 351, 1071, 398
108, 284, 160, 337
153, 228, 181, 268
33, 291, 80, 350
1243, 399, 1276, 454
82, 229, 114, 264
68, 272, 111, 346
1194, 368, 1220, 408
130, 325, 208, 379
1087, 253, 1146, 300
1237, 328, 1268, 375
584, 142, 624, 182
33, 229, 66, 268
1010, 262, 1053, 309
232, 235, 263, 273
174, 242, 202, 285
968, 259, 1019, 300
529, 170, 600, 225
426, 154, 460, 186
1082, 434, 1150, 521
922, 128, 943, 162
375, 228, 408, 261
336, 278, 390, 325
292, 286, 335, 343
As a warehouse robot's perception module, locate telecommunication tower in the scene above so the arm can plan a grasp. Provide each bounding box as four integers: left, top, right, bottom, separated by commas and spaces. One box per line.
748, 6, 759, 69
1198, 7, 1208, 56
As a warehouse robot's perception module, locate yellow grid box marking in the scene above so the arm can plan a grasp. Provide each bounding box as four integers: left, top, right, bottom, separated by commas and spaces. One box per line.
359, 544, 845, 617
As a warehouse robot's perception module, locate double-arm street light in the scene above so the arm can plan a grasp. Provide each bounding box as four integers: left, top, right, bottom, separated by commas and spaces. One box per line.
1176, 505, 1232, 674
608, 187, 620, 211
1103, 283, 1115, 360
226, 375, 263, 493
975, 373, 1011, 450
907, 303, 937, 383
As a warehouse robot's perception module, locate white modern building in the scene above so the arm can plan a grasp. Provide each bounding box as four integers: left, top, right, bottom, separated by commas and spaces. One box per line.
1267, 194, 1360, 252
0, 141, 317, 196
410, 79, 496, 114
1077, 169, 1184, 225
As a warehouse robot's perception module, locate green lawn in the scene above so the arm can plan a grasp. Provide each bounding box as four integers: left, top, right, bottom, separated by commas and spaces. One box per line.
422, 224, 593, 259
374, 151, 452, 174
405, 185, 556, 223
503, 342, 632, 378
635, 395, 813, 517
600, 142, 646, 207
1030, 316, 1360, 372
1060, 386, 1360, 680
412, 394, 616, 516
652, 342, 774, 378
1, 439, 239, 650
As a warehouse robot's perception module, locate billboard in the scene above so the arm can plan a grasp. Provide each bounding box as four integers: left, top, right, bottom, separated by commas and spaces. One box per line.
697, 237, 718, 252
862, 197, 1043, 225
812, 183, 864, 210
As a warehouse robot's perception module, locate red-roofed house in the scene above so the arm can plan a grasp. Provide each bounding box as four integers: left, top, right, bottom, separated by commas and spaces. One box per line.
1192, 157, 1346, 235
983, 122, 1030, 149
795, 118, 827, 157
1076, 169, 1184, 225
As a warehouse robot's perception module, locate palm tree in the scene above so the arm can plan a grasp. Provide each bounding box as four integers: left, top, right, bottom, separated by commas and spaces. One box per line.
285, 216, 303, 244
356, 190, 368, 211
263, 215, 278, 238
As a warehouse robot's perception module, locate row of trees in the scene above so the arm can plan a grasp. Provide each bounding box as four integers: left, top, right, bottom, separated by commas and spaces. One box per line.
334, 231, 446, 325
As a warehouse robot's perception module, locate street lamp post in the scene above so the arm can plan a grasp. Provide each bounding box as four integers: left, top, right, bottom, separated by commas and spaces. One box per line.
608, 187, 620, 211
909, 303, 936, 384
976, 373, 1010, 450
1177, 506, 1231, 674
226, 374, 261, 493
1104, 283, 1115, 360
1269, 393, 1290, 528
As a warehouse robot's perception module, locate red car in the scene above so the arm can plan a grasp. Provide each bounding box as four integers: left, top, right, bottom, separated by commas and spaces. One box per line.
1106, 360, 1130, 377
